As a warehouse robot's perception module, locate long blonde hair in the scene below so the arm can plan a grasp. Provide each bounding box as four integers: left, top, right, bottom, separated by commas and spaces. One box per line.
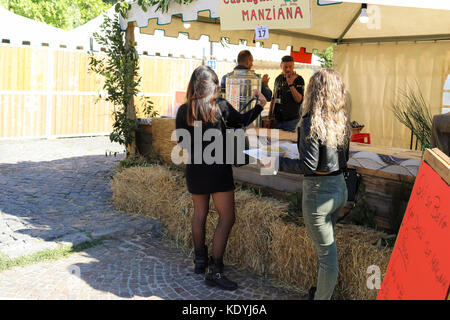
301, 68, 350, 149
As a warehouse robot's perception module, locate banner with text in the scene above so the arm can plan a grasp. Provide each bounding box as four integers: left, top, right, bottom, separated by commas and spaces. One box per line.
219, 0, 312, 31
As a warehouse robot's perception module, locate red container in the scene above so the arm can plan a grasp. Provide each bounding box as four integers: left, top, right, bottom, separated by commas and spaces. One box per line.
350, 133, 371, 144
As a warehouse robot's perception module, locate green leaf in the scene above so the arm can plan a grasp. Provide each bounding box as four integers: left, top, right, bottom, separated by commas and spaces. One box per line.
5, 0, 110, 30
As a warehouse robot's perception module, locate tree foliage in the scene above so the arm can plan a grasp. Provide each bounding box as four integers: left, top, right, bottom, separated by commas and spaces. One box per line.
318, 45, 334, 68
114, 0, 194, 17
0, 0, 111, 29
89, 13, 157, 152
0, 0, 206, 28
143, 0, 194, 13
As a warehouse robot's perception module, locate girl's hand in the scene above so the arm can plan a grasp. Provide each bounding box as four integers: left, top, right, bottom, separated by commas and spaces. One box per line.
253, 89, 267, 107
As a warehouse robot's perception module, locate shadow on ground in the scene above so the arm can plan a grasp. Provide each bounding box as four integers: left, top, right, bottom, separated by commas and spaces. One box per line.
0, 153, 305, 300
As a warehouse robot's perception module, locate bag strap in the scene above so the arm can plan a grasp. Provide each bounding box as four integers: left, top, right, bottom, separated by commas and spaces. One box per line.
241, 97, 258, 129
217, 97, 258, 130
239, 97, 256, 112
216, 102, 229, 129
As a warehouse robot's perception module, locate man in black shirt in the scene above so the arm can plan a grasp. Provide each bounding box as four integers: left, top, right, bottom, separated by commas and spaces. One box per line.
267, 55, 305, 132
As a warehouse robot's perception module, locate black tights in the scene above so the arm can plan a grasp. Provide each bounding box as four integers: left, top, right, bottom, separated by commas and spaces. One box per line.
192, 191, 236, 259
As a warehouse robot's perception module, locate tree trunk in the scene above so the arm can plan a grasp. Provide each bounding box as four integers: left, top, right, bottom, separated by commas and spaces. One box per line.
125, 22, 137, 156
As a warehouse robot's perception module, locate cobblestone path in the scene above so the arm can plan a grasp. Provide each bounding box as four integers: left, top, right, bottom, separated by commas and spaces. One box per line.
0, 136, 304, 300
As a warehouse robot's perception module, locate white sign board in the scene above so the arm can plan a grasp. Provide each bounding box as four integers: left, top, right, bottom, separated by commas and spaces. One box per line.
255, 26, 269, 40
219, 0, 312, 31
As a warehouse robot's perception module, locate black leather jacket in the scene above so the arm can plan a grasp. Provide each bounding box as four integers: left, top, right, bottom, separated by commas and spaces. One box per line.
280, 114, 350, 175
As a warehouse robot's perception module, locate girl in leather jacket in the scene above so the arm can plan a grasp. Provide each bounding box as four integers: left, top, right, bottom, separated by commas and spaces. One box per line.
294, 68, 351, 300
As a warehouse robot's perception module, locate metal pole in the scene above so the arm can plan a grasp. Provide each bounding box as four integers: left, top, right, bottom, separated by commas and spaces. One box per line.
210, 40, 213, 59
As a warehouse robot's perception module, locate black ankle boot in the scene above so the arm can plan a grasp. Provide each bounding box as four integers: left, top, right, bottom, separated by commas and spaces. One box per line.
308, 286, 317, 300
204, 256, 238, 291
194, 245, 208, 274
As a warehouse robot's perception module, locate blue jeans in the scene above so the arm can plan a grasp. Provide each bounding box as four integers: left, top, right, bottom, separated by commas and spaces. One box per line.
302, 174, 347, 300
274, 118, 300, 132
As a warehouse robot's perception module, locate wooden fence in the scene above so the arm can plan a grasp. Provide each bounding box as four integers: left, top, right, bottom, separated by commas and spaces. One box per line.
0, 44, 316, 140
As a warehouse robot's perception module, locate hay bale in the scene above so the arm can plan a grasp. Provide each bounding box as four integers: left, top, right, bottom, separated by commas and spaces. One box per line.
269, 220, 392, 300
269, 221, 317, 293
111, 165, 392, 299
334, 224, 392, 300
111, 165, 193, 248
151, 118, 177, 164
226, 190, 288, 275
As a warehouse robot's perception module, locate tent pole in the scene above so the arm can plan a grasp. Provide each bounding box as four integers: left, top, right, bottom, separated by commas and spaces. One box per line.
125, 22, 137, 157
336, 5, 362, 44
337, 34, 450, 45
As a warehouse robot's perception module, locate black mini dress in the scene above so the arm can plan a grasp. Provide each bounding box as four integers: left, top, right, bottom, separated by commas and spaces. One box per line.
175, 98, 263, 194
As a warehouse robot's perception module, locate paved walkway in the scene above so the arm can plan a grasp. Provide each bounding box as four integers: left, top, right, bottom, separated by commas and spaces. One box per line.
0, 136, 304, 300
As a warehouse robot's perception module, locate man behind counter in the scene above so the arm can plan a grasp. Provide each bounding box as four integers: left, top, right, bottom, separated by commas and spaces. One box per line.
221, 50, 272, 102
267, 55, 305, 132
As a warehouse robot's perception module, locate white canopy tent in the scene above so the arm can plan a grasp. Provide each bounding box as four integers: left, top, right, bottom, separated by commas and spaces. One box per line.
68, 6, 296, 63
119, 0, 450, 148
0, 5, 296, 63
3, 1, 447, 147
119, 0, 450, 52
0, 6, 72, 48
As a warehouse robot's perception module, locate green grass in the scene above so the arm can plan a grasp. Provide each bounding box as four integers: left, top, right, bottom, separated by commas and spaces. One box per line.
0, 238, 105, 274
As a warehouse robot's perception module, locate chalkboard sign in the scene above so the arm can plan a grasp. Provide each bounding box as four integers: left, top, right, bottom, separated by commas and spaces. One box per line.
378, 148, 450, 300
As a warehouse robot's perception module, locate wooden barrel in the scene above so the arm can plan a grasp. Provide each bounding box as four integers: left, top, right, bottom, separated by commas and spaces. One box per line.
135, 122, 153, 160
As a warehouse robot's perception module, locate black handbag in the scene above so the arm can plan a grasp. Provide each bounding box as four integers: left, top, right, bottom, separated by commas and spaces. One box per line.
336, 167, 361, 224
218, 98, 257, 167
218, 115, 251, 167
228, 126, 251, 167
344, 167, 361, 202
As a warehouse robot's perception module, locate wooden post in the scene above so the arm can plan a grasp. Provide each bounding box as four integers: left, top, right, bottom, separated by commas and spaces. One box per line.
125, 22, 137, 157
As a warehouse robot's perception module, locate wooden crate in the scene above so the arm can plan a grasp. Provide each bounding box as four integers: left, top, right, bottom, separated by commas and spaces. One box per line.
348, 165, 415, 230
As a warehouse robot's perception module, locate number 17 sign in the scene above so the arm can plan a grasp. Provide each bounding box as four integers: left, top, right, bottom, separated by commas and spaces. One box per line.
255, 26, 269, 40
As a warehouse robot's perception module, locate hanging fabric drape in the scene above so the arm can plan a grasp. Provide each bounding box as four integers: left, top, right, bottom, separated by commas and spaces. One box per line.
335, 41, 450, 148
